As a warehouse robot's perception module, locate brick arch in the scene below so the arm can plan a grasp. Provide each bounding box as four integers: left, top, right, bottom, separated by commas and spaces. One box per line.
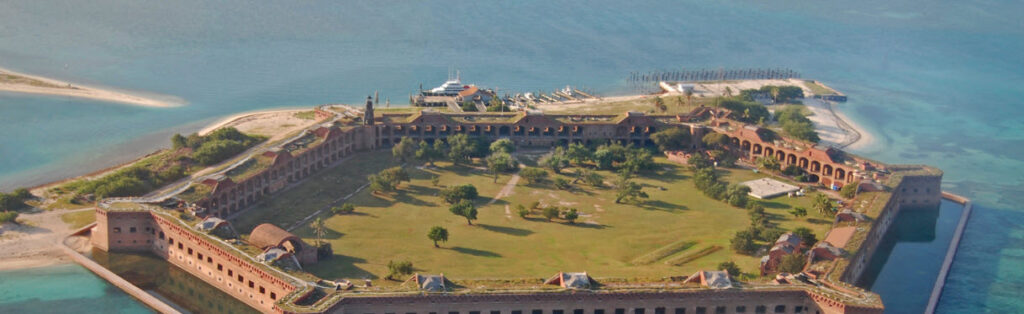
810, 161, 821, 173
835, 168, 847, 181
752, 143, 763, 155
786, 154, 797, 165
823, 164, 834, 177
741, 140, 752, 152
775, 150, 786, 161
764, 147, 775, 158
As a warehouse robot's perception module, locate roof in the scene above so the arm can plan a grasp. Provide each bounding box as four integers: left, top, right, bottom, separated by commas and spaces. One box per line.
685, 270, 733, 289
776, 232, 802, 247
249, 223, 302, 250
457, 85, 479, 97
412, 274, 447, 292
197, 217, 227, 232
544, 272, 592, 290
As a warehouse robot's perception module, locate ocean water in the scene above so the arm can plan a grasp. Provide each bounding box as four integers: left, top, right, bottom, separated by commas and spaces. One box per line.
0, 264, 152, 313
0, 0, 1022, 312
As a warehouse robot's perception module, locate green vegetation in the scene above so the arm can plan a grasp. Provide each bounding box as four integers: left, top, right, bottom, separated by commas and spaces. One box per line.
440, 184, 478, 204
840, 181, 860, 199
650, 127, 692, 151
67, 127, 264, 199
803, 81, 835, 96
60, 210, 96, 229
386, 260, 414, 280
631, 239, 697, 265
331, 203, 355, 215
428, 226, 449, 248
778, 253, 807, 273
775, 106, 820, 143
285, 153, 828, 282
293, 111, 317, 120
0, 189, 31, 211
449, 200, 478, 225
519, 167, 549, 184
368, 167, 411, 194
793, 227, 818, 245
718, 98, 770, 125
0, 211, 19, 224
718, 261, 741, 276
459, 101, 478, 112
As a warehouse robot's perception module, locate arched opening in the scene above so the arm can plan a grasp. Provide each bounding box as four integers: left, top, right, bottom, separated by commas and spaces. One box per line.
786, 154, 797, 165
498, 126, 510, 136
741, 140, 751, 152
764, 147, 775, 158
823, 164, 834, 177
730, 137, 740, 147
799, 158, 809, 169
836, 168, 846, 181
775, 150, 786, 161
810, 161, 821, 173
752, 144, 763, 155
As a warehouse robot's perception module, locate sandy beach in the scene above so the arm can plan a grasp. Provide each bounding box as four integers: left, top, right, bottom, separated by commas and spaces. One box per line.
0, 66, 183, 108
0, 208, 90, 271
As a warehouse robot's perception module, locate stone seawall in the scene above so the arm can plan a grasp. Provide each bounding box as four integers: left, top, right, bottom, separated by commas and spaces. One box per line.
61, 222, 182, 314
925, 193, 973, 314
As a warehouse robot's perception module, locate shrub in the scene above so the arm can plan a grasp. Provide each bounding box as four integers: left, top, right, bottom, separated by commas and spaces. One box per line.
778, 253, 807, 274
562, 208, 579, 224
542, 207, 559, 221
0, 211, 19, 224
718, 261, 741, 276
519, 167, 549, 184
332, 203, 355, 215
731, 230, 757, 254
516, 204, 529, 218
793, 227, 818, 245
553, 177, 571, 190
840, 181, 860, 199
386, 260, 414, 280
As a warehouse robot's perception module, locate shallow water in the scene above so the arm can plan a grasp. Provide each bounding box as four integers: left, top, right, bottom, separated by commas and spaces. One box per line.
0, 264, 153, 313
0, 1, 1022, 312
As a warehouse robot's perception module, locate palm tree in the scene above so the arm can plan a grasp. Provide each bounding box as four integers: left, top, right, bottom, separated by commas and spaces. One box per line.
814, 194, 834, 217
311, 217, 327, 247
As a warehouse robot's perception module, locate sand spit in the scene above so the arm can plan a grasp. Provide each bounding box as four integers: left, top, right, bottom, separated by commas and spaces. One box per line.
0, 66, 183, 108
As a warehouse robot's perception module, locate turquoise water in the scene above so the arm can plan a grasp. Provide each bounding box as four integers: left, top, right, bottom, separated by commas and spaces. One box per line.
0, 264, 152, 313
0, 1, 1022, 312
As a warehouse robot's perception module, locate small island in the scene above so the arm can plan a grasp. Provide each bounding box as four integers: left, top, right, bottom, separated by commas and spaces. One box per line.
1, 78, 956, 314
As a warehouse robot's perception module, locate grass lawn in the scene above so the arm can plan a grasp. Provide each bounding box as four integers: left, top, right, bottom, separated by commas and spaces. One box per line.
231, 151, 401, 233
542, 96, 709, 116
284, 154, 830, 284
61, 210, 96, 229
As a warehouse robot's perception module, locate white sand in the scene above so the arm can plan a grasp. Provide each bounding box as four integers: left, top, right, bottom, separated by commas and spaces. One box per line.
0, 208, 92, 270
0, 67, 183, 108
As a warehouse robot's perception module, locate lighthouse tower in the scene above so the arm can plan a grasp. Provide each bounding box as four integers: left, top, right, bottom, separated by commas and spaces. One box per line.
364, 95, 374, 125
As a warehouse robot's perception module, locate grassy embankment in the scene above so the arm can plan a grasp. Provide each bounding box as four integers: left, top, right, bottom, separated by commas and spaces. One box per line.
241, 151, 829, 284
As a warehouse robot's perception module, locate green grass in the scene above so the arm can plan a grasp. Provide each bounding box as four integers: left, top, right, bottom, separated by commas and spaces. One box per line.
542, 95, 710, 115
61, 210, 96, 229
231, 151, 401, 233
293, 111, 317, 120
803, 80, 836, 96
277, 155, 830, 284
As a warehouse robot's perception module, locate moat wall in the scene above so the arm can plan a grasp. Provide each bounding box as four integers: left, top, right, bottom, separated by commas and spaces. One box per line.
841, 171, 943, 284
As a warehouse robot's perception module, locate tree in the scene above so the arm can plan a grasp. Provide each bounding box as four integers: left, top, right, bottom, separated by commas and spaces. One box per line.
386, 260, 414, 280
687, 152, 713, 170
540, 147, 569, 174
392, 137, 417, 162
446, 134, 475, 165
778, 253, 807, 274
615, 177, 648, 204
0, 211, 19, 224
757, 156, 781, 172
650, 128, 691, 152
368, 167, 411, 193
814, 193, 835, 217
562, 208, 579, 224
577, 169, 604, 187
789, 206, 808, 219
486, 152, 519, 182
331, 203, 355, 215
416, 140, 445, 166
516, 204, 529, 218
449, 200, 478, 225
193, 139, 248, 165
565, 142, 592, 166
12, 188, 31, 201
840, 181, 860, 199
702, 132, 730, 149
726, 184, 751, 208
519, 167, 549, 184
793, 227, 818, 246
489, 138, 515, 154
542, 207, 559, 221
731, 230, 757, 254
620, 149, 654, 174
440, 184, 478, 204
718, 261, 741, 277
310, 217, 326, 247
171, 133, 187, 149
427, 226, 449, 248
653, 96, 666, 112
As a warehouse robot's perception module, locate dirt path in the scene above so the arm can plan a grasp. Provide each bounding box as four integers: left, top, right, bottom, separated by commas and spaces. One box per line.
487, 173, 520, 206
0, 207, 93, 270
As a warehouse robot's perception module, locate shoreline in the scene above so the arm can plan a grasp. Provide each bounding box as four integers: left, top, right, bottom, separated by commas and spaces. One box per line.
0, 66, 184, 108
